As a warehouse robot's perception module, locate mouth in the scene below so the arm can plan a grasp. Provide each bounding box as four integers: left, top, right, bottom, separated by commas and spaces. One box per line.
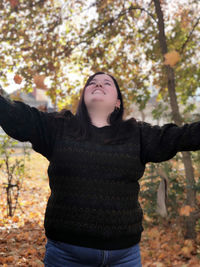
92, 89, 105, 95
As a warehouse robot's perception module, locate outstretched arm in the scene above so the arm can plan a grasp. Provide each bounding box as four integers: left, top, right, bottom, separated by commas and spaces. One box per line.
139, 121, 200, 164
0, 92, 65, 160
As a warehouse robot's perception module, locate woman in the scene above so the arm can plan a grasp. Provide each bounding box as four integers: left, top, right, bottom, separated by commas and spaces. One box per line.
1, 71, 200, 267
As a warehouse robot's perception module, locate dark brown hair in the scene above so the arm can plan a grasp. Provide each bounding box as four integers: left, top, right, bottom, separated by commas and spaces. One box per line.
59, 72, 136, 144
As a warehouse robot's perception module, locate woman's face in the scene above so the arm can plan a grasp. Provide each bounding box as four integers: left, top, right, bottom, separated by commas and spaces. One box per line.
84, 74, 121, 112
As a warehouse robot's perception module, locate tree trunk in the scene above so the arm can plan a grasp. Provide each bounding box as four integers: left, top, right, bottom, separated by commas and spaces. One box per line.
181, 151, 197, 239
153, 0, 197, 239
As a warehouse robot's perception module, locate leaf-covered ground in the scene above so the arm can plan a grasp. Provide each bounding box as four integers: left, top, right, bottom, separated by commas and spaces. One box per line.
0, 152, 200, 266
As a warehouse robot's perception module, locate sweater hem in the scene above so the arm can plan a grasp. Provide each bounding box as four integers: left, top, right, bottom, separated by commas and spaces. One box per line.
45, 230, 142, 250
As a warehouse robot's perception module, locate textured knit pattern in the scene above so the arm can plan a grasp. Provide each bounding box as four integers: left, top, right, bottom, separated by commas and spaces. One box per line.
1, 95, 200, 250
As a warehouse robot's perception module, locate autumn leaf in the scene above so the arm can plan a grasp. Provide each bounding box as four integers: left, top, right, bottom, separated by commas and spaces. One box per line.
14, 74, 23, 84
196, 194, 200, 203
147, 227, 160, 239
181, 240, 195, 258
152, 261, 165, 267
143, 214, 153, 223
180, 10, 191, 29
26, 247, 38, 256
12, 216, 19, 223
33, 74, 47, 90
164, 50, 181, 66
48, 62, 55, 71
179, 205, 195, 216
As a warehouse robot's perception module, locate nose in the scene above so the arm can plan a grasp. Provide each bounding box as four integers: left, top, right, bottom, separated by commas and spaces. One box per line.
96, 81, 102, 87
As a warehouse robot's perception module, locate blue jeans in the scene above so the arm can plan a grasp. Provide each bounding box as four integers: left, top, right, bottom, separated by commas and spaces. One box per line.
44, 239, 142, 267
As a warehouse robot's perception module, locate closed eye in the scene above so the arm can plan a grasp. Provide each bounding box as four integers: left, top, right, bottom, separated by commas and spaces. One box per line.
88, 80, 112, 86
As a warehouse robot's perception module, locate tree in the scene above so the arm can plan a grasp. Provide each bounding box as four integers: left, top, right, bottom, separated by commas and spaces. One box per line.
0, 135, 30, 216
152, 0, 200, 240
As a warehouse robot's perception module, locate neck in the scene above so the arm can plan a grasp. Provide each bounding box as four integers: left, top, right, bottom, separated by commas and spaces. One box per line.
87, 108, 111, 128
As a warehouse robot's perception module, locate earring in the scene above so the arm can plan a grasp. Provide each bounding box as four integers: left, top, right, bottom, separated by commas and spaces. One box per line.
115, 106, 120, 111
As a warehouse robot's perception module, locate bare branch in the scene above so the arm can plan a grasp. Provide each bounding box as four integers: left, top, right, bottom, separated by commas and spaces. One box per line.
58, 4, 156, 59
128, 4, 157, 23
180, 16, 200, 53
61, 1, 156, 24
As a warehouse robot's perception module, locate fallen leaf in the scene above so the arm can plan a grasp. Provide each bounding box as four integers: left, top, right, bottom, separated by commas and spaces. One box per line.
151, 262, 164, 267
147, 227, 160, 239
4, 256, 14, 263
26, 247, 37, 256
143, 214, 153, 223
179, 205, 195, 216
181, 246, 192, 258
181, 240, 195, 258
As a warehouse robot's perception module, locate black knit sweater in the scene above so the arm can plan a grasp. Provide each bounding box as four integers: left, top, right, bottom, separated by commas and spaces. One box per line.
1, 95, 200, 250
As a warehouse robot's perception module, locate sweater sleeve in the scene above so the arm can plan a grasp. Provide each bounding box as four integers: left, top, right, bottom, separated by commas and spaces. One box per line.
139, 120, 200, 164
0, 95, 65, 160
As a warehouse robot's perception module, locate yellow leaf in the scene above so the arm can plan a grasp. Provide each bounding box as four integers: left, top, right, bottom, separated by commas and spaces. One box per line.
164, 50, 180, 66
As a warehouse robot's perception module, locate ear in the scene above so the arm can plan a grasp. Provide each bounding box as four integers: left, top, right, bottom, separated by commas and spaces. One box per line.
115, 99, 121, 108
